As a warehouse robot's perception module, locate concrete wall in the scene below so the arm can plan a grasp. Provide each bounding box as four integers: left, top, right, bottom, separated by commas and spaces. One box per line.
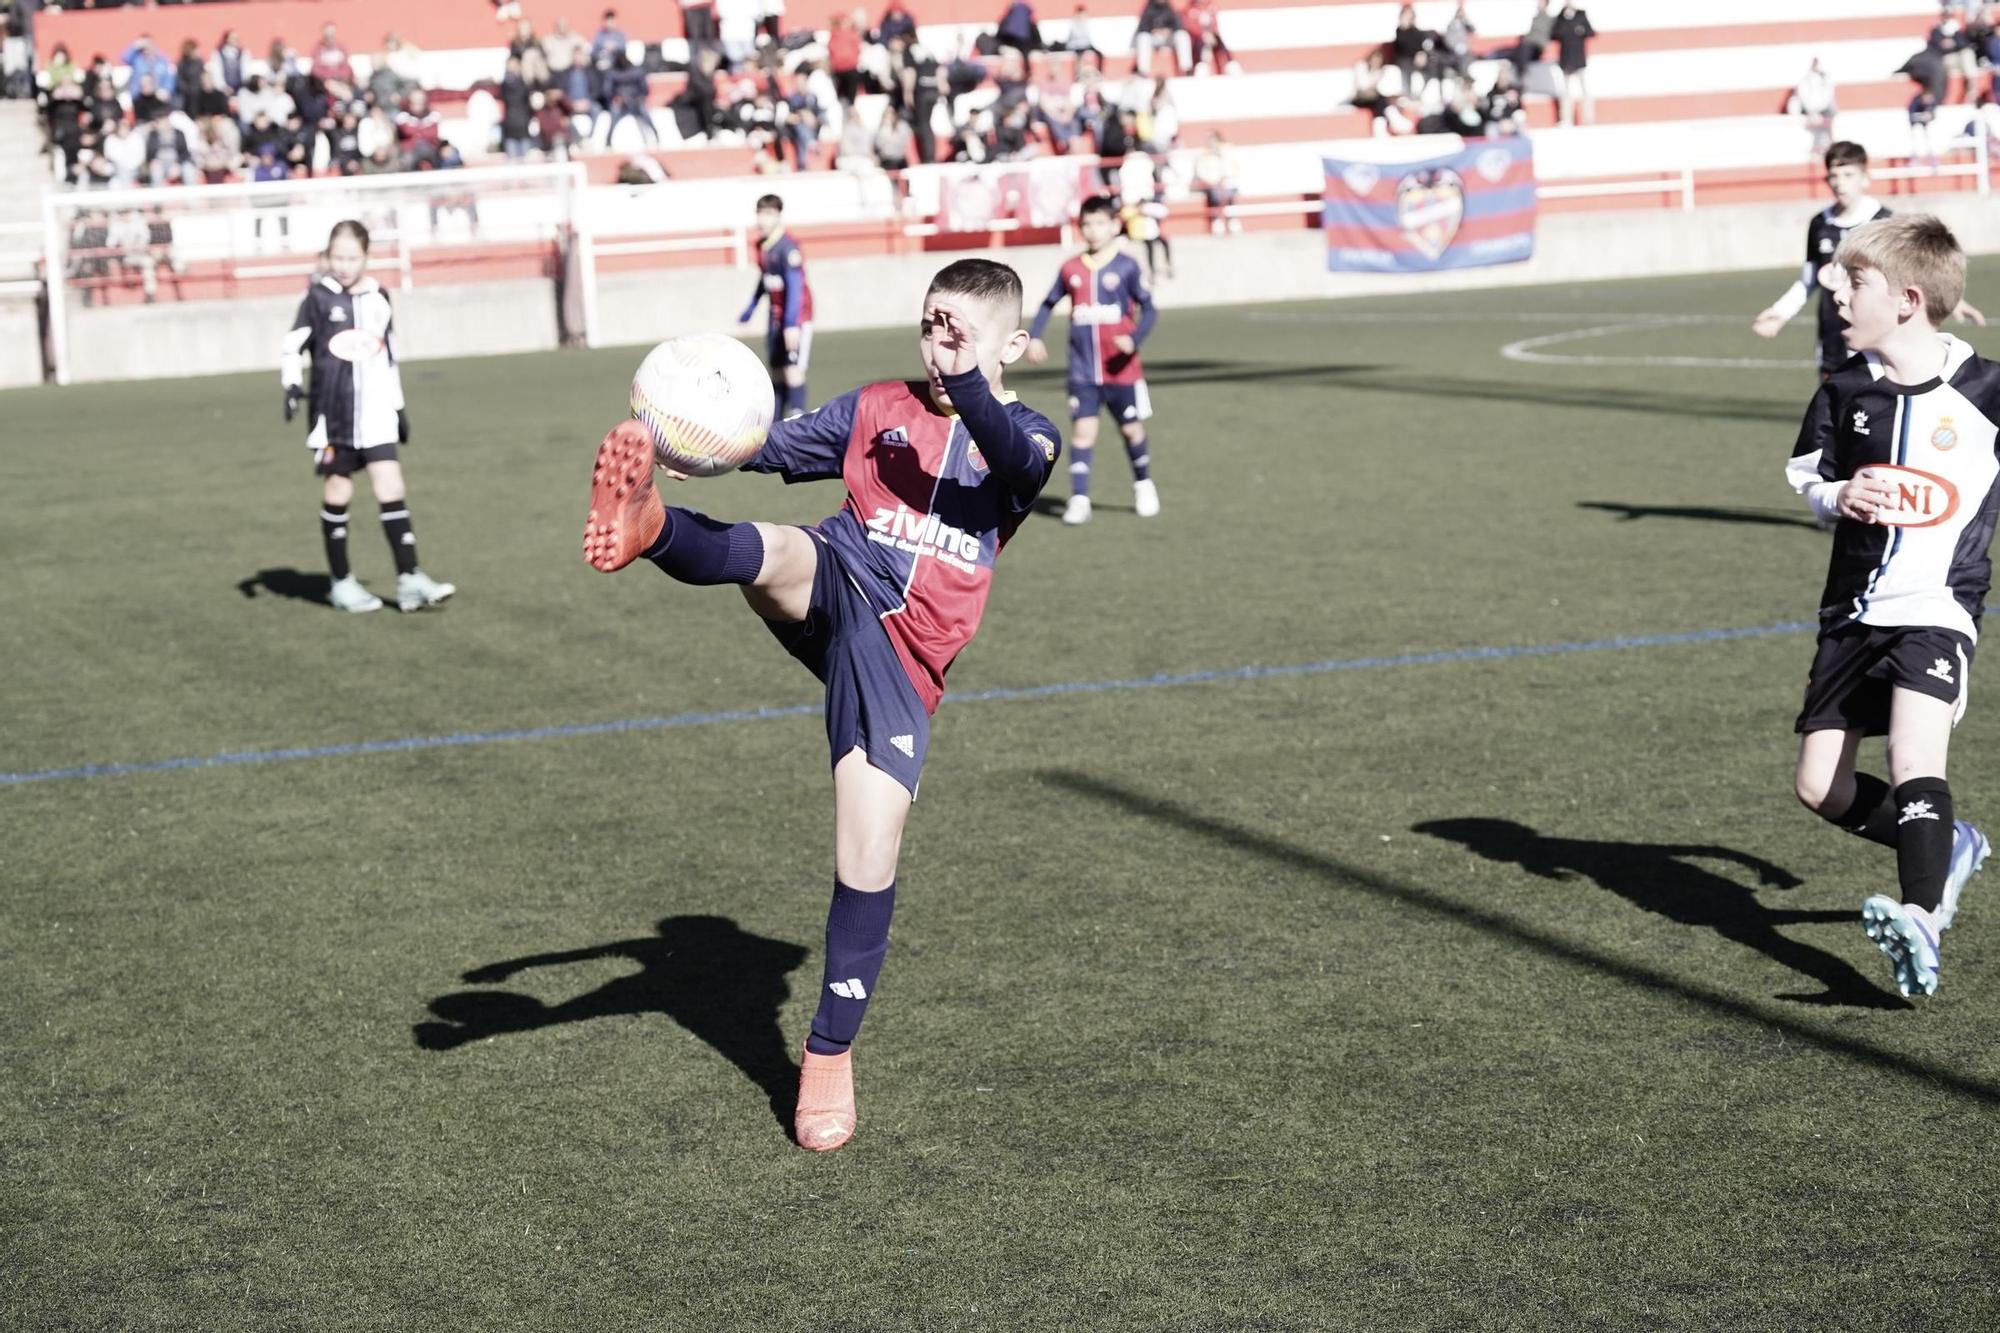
0, 295, 44, 389
28, 189, 2000, 385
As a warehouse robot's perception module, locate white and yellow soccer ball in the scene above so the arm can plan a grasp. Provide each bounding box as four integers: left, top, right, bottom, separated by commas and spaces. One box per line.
629, 333, 774, 476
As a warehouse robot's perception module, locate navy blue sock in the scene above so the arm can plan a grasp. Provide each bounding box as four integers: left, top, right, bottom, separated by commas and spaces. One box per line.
1069, 443, 1095, 499
784, 382, 809, 417
805, 880, 895, 1056
1122, 433, 1151, 482
643, 507, 765, 585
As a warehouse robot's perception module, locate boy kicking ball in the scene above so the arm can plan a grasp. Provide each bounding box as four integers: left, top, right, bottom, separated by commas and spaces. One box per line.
582, 259, 1062, 1148
1786, 215, 2000, 997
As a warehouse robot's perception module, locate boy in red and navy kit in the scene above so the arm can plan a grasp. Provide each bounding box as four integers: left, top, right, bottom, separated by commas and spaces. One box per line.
738, 193, 814, 418
583, 258, 1061, 1151
1026, 195, 1159, 526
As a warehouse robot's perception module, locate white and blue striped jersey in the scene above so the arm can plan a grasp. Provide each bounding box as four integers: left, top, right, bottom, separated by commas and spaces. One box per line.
1787, 334, 2000, 641
281, 275, 404, 450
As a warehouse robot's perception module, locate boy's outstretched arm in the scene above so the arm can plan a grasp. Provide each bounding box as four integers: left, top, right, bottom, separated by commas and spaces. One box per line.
1753, 261, 1812, 338
739, 274, 767, 325
940, 365, 1058, 504
738, 386, 860, 483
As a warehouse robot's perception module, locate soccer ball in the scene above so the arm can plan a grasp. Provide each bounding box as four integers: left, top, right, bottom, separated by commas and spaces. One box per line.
629, 334, 774, 477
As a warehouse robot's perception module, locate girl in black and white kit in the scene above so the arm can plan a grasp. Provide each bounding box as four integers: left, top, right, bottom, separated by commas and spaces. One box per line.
282, 220, 454, 612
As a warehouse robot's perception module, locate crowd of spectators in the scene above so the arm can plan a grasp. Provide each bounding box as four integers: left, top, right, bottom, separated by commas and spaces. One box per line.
10, 0, 1245, 192
1348, 2, 1595, 137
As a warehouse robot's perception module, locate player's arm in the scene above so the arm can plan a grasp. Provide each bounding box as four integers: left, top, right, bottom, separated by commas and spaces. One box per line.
780, 257, 804, 350
280, 292, 314, 424
383, 297, 409, 439
739, 273, 766, 324
941, 367, 1059, 505
1024, 273, 1068, 364
1787, 381, 1889, 523
1125, 275, 1158, 351
1753, 260, 1813, 337
740, 386, 859, 483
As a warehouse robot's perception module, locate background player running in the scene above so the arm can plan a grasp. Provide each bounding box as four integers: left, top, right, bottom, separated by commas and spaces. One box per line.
1752, 140, 1983, 379
583, 259, 1061, 1151
1025, 195, 1159, 527
281, 220, 453, 614
1785, 214, 1996, 998
737, 193, 813, 420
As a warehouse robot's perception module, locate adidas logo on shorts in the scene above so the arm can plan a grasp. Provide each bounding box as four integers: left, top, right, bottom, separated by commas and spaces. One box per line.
889, 734, 915, 758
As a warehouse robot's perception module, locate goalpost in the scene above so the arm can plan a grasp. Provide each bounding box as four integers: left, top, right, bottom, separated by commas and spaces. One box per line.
42, 161, 596, 385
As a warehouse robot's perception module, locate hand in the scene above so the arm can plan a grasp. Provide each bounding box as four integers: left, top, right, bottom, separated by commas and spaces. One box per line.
782, 326, 800, 353
1952, 298, 1987, 328
1750, 309, 1785, 339
284, 385, 302, 422
396, 408, 409, 444
1838, 468, 1896, 523
1112, 334, 1136, 355
738, 306, 757, 325
1025, 337, 1048, 365
926, 300, 981, 378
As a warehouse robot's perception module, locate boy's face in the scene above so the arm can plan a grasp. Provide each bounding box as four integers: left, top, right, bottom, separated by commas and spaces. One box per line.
918, 290, 1028, 407
754, 206, 782, 237
1079, 209, 1120, 250
1835, 263, 1908, 351
1826, 162, 1868, 205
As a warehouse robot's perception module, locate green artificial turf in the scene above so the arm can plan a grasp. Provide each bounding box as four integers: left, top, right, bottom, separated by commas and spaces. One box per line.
3, 263, 1998, 1330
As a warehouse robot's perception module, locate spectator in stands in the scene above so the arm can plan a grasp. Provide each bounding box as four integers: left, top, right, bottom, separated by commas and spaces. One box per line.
602, 50, 659, 146
828, 12, 864, 104
781, 73, 823, 167
1194, 129, 1238, 232
86, 71, 121, 128
237, 74, 289, 128
242, 108, 285, 163
1390, 6, 1436, 96
143, 107, 195, 187
1133, 0, 1190, 77
173, 39, 203, 113
328, 106, 364, 174
1417, 85, 1483, 135
360, 140, 399, 176
209, 29, 246, 94
671, 46, 721, 139
500, 55, 534, 158
1504, 0, 1556, 77
285, 59, 330, 132
1136, 79, 1177, 151
1038, 92, 1086, 153
1440, 3, 1475, 80
370, 35, 417, 109
997, 1, 1042, 58
1551, 2, 1594, 125
888, 29, 941, 162
542, 18, 590, 108
1184, 0, 1233, 75
1898, 41, 1949, 106
264, 37, 291, 87
869, 103, 912, 167
590, 8, 627, 113
535, 90, 579, 159
130, 74, 167, 125
396, 89, 445, 168
313, 23, 355, 97
1909, 87, 1940, 168
1062, 5, 1102, 66
43, 40, 76, 91
1932, 5, 1978, 101
187, 69, 229, 122
508, 18, 552, 89
681, 0, 719, 48
756, 0, 787, 47
282, 109, 317, 176
122, 35, 175, 104
878, 1, 918, 47
716, 0, 760, 67
1787, 58, 1838, 157
198, 115, 240, 183
45, 68, 84, 173
1349, 47, 1395, 122
1481, 60, 1525, 134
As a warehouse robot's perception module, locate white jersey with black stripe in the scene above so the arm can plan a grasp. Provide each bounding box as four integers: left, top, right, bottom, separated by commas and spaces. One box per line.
1787, 333, 2000, 641
282, 275, 404, 450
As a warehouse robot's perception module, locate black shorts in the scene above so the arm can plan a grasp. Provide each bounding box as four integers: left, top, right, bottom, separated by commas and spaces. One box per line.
1795, 622, 1974, 736
763, 529, 930, 797
314, 442, 399, 477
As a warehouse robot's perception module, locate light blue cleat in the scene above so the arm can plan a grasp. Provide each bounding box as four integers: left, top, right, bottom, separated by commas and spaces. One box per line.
1939, 819, 1988, 931
1861, 895, 1942, 998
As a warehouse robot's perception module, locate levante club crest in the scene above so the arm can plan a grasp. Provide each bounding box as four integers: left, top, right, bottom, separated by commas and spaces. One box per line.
1396, 167, 1466, 260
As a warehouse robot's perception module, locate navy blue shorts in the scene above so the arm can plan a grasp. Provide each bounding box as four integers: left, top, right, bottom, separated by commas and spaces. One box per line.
764, 529, 929, 797
766, 323, 813, 373
1067, 379, 1152, 424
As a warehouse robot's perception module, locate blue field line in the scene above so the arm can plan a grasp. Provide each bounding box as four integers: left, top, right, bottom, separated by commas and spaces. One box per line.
1, 618, 1816, 788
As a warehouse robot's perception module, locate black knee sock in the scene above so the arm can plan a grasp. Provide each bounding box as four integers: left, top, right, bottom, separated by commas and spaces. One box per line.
378, 498, 419, 576
643, 507, 765, 585
1825, 772, 1901, 848
320, 503, 351, 581
1893, 777, 1953, 913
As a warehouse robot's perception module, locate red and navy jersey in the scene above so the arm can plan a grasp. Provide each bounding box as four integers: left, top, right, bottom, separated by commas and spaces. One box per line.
1028, 247, 1157, 387
744, 375, 1062, 711
746, 228, 813, 332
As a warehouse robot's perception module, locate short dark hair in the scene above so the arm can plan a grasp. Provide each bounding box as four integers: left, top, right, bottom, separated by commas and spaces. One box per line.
1825, 140, 1868, 172
1078, 194, 1117, 222
927, 258, 1024, 326
327, 219, 371, 253
755, 193, 783, 212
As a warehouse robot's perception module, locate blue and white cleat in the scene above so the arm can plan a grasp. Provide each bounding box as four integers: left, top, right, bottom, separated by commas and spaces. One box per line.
1861, 895, 1942, 998
1939, 819, 1989, 931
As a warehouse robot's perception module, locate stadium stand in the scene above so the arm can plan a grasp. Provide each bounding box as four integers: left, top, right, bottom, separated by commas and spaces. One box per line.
5, 0, 1997, 310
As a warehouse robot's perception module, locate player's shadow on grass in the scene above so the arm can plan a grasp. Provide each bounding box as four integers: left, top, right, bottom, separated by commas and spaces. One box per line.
413, 915, 809, 1128
236, 567, 332, 606
1038, 773, 2000, 1102
1029, 494, 1135, 520
1414, 818, 1902, 1009
1579, 501, 1825, 530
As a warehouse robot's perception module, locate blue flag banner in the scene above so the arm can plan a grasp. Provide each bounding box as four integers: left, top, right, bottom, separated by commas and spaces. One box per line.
1322, 137, 1538, 273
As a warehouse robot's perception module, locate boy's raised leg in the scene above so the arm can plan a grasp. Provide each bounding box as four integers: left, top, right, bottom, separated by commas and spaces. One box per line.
583, 422, 666, 571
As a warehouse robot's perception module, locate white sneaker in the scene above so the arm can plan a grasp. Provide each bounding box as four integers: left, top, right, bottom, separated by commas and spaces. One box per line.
1940, 819, 1989, 930
1861, 896, 1942, 997
1133, 478, 1160, 518
328, 575, 383, 613
396, 569, 456, 612
1061, 494, 1092, 526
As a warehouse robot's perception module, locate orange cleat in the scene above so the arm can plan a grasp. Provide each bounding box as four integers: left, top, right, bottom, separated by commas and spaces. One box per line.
794, 1046, 857, 1152
582, 421, 666, 572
